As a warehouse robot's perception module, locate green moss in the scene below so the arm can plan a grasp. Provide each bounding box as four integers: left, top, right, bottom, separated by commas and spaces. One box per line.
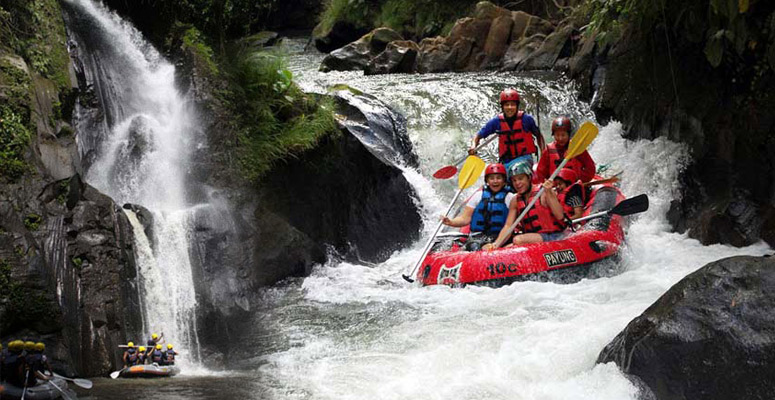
24, 214, 41, 231
71, 257, 83, 269
327, 84, 364, 95
315, 0, 381, 37
0, 105, 32, 183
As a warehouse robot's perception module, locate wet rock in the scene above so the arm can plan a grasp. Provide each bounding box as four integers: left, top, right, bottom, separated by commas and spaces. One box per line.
320, 28, 404, 72
598, 255, 775, 400
520, 25, 574, 70
481, 15, 514, 67
417, 37, 453, 73
365, 40, 419, 75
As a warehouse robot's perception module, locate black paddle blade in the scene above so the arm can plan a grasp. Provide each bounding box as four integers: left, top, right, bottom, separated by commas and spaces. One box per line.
402, 274, 415, 283
610, 194, 649, 216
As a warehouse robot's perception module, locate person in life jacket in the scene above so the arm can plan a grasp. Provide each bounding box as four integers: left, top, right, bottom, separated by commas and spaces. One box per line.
468, 88, 546, 169
487, 159, 566, 248
1, 340, 27, 387
138, 346, 147, 365
146, 332, 163, 349
26, 342, 52, 384
161, 344, 177, 366
440, 163, 514, 250
150, 344, 164, 365
123, 342, 140, 368
535, 116, 595, 183
554, 168, 586, 220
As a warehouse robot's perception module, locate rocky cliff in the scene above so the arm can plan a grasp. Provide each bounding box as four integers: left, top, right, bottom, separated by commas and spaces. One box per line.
0, 0, 141, 376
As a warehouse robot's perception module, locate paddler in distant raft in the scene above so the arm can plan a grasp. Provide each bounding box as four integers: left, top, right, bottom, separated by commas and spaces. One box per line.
535, 116, 596, 183
440, 163, 514, 251
468, 88, 546, 171
485, 159, 567, 249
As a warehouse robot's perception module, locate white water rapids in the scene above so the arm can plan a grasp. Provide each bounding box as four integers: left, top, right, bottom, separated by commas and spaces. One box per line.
237, 41, 773, 399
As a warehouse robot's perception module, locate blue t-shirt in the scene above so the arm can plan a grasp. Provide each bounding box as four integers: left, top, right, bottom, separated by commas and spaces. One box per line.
477, 113, 540, 138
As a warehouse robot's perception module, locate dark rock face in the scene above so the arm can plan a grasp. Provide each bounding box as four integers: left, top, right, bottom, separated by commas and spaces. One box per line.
598, 255, 775, 400
0, 175, 143, 377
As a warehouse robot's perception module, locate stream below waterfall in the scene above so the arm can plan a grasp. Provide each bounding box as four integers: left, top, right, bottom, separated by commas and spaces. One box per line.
68, 8, 772, 399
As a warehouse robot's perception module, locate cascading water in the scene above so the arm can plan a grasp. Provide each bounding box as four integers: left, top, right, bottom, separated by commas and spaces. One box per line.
63, 0, 202, 368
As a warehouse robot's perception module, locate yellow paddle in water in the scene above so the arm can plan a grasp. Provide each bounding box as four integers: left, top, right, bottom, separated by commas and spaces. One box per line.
403, 155, 486, 282
491, 121, 599, 249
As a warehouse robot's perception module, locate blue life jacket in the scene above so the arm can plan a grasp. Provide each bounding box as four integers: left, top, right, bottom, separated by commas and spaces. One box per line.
151, 350, 163, 364
126, 348, 139, 365
163, 350, 176, 364
147, 339, 156, 347
470, 186, 510, 234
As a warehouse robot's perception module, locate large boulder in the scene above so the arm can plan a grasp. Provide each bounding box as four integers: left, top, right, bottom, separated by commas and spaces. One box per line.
313, 20, 371, 53
598, 255, 775, 400
365, 40, 419, 75
320, 28, 404, 72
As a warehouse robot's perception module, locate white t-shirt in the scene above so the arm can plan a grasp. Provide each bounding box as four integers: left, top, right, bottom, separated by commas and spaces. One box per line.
466, 190, 515, 209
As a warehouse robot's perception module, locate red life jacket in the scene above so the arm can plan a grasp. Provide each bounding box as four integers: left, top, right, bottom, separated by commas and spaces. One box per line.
497, 112, 536, 162
545, 142, 585, 179
557, 181, 587, 217
516, 185, 565, 234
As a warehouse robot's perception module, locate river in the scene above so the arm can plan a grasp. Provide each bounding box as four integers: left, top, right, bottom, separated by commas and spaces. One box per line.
68, 6, 771, 399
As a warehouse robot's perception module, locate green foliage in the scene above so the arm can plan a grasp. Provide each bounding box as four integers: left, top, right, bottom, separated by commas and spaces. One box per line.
71, 257, 83, 269
375, 0, 475, 38
585, 0, 775, 87
0, 105, 31, 183
179, 24, 219, 75
228, 50, 338, 181
0, 0, 70, 87
316, 0, 475, 40
0, 259, 59, 335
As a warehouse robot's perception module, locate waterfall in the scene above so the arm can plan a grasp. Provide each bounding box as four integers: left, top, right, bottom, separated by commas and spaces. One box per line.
63, 0, 203, 368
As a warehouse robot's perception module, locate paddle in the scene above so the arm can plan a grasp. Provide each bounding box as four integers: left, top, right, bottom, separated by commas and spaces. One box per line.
21, 369, 29, 400
47, 378, 75, 400
433, 135, 496, 179
109, 368, 125, 379
53, 373, 93, 389
403, 155, 486, 282
570, 194, 649, 224
583, 176, 619, 187
492, 121, 599, 249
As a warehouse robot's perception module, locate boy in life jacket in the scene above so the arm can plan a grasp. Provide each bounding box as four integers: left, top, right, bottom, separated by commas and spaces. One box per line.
535, 116, 595, 183
487, 159, 566, 248
440, 163, 514, 251
468, 88, 546, 170
122, 342, 139, 368
554, 168, 586, 220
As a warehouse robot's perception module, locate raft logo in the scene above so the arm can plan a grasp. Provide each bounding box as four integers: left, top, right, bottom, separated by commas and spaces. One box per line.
543, 249, 577, 269
437, 262, 463, 285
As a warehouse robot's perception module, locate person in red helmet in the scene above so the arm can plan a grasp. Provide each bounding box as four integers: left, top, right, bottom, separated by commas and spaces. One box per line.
535, 116, 596, 183
553, 167, 586, 220
441, 163, 513, 250
468, 88, 546, 170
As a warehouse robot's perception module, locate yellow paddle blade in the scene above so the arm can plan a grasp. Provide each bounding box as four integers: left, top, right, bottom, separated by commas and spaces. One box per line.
458, 155, 485, 189
566, 121, 599, 159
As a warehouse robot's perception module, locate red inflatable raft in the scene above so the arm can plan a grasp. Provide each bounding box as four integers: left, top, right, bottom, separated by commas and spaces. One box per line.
414, 182, 626, 287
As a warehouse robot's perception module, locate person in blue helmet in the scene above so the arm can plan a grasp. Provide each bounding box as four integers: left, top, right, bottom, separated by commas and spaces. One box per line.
468, 88, 546, 171
441, 163, 514, 250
